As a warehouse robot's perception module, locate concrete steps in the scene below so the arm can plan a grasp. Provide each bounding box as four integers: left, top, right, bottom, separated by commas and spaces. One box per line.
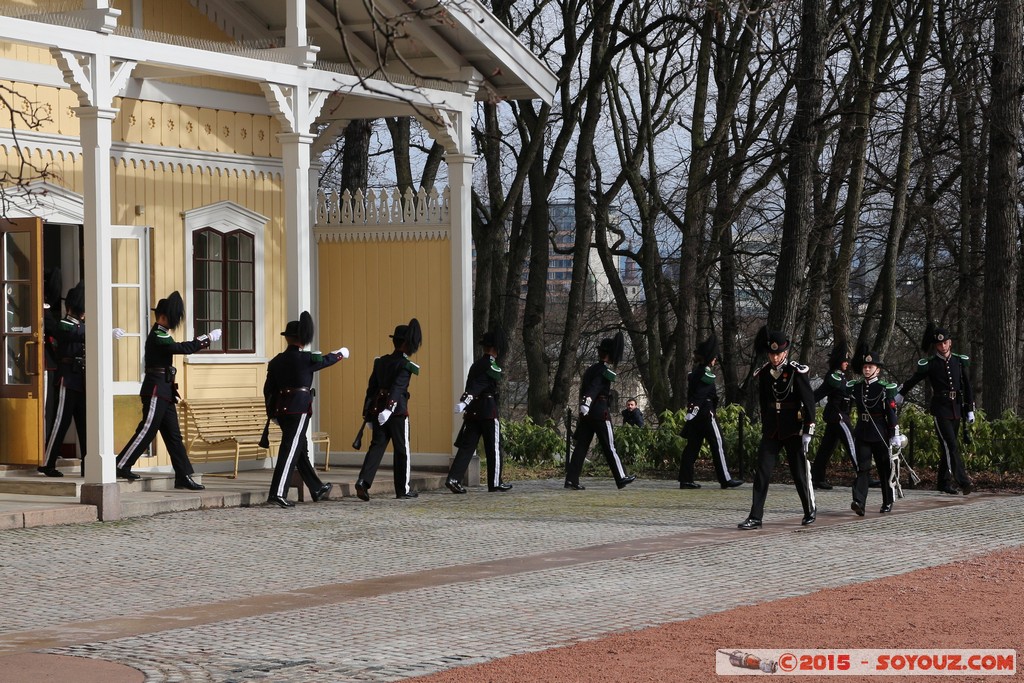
0, 467, 449, 530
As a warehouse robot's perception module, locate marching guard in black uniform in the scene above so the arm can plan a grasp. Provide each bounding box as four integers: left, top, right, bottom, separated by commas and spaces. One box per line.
738, 329, 817, 529
809, 344, 855, 490
264, 312, 347, 508
38, 282, 87, 477
849, 347, 901, 515
564, 332, 636, 490
115, 292, 217, 490
446, 329, 512, 493
42, 267, 63, 443
355, 319, 422, 500
679, 334, 742, 489
897, 323, 974, 495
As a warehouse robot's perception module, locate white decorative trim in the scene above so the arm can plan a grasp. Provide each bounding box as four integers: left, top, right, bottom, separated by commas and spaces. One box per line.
182, 200, 269, 364
0, 180, 84, 223
315, 226, 450, 243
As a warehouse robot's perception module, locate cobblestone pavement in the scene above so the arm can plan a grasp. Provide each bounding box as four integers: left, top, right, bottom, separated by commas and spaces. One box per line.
1, 478, 1021, 681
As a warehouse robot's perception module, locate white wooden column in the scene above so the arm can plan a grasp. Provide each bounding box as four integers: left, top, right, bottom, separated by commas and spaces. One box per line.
77, 106, 120, 516
278, 132, 315, 317
447, 152, 476, 466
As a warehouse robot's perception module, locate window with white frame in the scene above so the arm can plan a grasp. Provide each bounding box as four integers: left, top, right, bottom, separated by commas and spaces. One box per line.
183, 201, 267, 361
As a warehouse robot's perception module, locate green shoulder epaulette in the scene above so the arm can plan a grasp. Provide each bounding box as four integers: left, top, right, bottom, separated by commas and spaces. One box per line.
487, 359, 502, 379
828, 371, 845, 387
882, 380, 899, 397
701, 367, 716, 384
405, 359, 420, 375
311, 352, 324, 362
58, 319, 75, 329
602, 367, 617, 382
155, 330, 174, 344
953, 353, 970, 366
845, 379, 860, 388
917, 357, 930, 367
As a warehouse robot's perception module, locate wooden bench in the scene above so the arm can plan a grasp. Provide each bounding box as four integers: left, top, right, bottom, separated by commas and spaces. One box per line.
177, 397, 331, 478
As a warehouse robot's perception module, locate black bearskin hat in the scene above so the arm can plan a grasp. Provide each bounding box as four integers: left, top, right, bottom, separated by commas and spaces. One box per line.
64, 281, 85, 316
827, 342, 849, 370
480, 328, 507, 357
598, 331, 625, 365
282, 310, 315, 347
694, 334, 719, 364
390, 318, 422, 355
44, 267, 62, 310
920, 321, 951, 351
153, 291, 185, 330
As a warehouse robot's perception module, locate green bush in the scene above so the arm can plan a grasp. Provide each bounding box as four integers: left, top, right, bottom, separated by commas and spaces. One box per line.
500, 417, 565, 466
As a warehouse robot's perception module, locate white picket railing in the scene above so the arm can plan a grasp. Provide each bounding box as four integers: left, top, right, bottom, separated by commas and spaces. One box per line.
314, 186, 450, 242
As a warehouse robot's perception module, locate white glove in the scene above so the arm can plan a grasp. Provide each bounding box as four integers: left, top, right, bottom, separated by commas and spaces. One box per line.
685, 406, 699, 421
894, 392, 905, 407
332, 347, 350, 359
580, 404, 590, 417
377, 408, 392, 425
209, 328, 222, 342
801, 433, 812, 451
455, 402, 466, 413
112, 327, 126, 339
967, 411, 975, 424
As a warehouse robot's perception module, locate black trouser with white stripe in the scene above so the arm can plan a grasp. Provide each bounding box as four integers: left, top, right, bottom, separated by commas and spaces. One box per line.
566, 416, 627, 486
933, 416, 970, 490
268, 413, 324, 500
116, 395, 195, 477
449, 418, 502, 489
810, 420, 856, 484
853, 439, 894, 508
42, 383, 86, 468
747, 435, 815, 521
679, 412, 734, 485
358, 414, 412, 495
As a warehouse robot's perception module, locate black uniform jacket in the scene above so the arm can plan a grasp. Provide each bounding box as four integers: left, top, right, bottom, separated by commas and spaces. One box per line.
54, 315, 86, 392
756, 359, 816, 439
686, 364, 719, 415
850, 378, 898, 443
900, 353, 974, 420
264, 345, 342, 417
814, 370, 852, 425
43, 306, 59, 372
579, 361, 615, 421
461, 353, 501, 421
362, 350, 417, 419
141, 324, 210, 403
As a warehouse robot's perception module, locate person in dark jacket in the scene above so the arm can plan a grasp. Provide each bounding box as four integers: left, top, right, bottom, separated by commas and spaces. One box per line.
38, 282, 87, 477
42, 267, 62, 444
809, 343, 855, 490
446, 329, 512, 493
849, 347, 901, 515
738, 328, 817, 530
621, 399, 644, 427
115, 291, 217, 490
897, 322, 974, 495
264, 311, 347, 508
679, 334, 743, 490
564, 332, 636, 491
355, 319, 422, 500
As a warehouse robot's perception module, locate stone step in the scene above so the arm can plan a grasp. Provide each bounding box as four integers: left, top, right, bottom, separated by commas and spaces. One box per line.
0, 471, 201, 497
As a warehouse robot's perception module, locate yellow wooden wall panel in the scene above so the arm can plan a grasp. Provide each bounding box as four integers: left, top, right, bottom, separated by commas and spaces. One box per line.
160, 103, 179, 148
34, 86, 59, 134
58, 88, 80, 137
119, 99, 143, 144
317, 238, 453, 455
198, 109, 217, 151
113, 0, 132, 26
179, 106, 199, 150
234, 113, 253, 156
215, 110, 233, 153
140, 101, 161, 146
252, 115, 270, 156
269, 117, 281, 158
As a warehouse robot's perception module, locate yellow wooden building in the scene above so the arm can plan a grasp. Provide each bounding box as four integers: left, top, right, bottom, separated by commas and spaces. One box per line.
0, 0, 555, 518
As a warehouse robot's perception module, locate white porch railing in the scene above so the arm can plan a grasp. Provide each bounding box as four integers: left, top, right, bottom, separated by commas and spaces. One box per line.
313, 186, 450, 242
